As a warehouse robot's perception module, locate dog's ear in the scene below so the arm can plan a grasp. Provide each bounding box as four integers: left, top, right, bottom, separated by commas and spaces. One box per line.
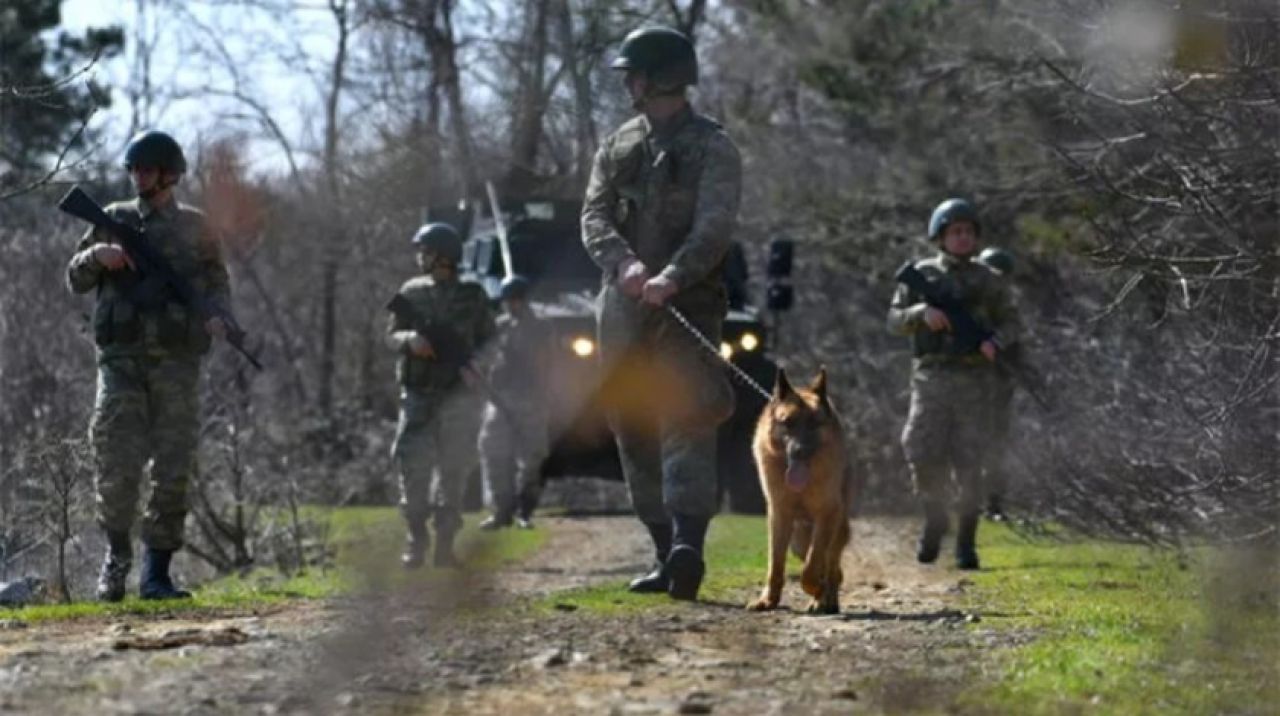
810, 366, 828, 402
773, 368, 794, 401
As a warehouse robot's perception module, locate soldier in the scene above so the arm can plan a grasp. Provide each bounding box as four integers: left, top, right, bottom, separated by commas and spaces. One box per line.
477, 275, 554, 531
976, 247, 1017, 521
582, 26, 741, 601
386, 222, 495, 568
66, 130, 232, 601
887, 199, 1019, 570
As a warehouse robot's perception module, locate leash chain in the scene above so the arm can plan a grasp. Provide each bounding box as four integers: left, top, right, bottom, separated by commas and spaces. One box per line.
664, 305, 773, 402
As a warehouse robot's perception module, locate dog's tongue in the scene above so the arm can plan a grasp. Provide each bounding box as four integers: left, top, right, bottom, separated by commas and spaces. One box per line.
785, 460, 811, 492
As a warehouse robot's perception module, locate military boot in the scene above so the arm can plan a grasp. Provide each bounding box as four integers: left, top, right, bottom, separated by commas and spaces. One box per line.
955, 510, 981, 570
139, 547, 191, 600
514, 491, 538, 530
985, 493, 1006, 522
479, 497, 515, 531
916, 501, 949, 564
667, 514, 709, 602
628, 521, 673, 593
433, 518, 460, 568
95, 531, 132, 603
401, 520, 430, 569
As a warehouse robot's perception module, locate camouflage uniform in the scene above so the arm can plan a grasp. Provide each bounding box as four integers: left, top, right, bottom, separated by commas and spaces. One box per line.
66, 196, 230, 552
887, 251, 1019, 561
582, 104, 741, 528
476, 308, 554, 520
386, 275, 495, 539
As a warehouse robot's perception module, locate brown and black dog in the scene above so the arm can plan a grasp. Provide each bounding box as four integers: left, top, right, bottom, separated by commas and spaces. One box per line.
746, 368, 851, 614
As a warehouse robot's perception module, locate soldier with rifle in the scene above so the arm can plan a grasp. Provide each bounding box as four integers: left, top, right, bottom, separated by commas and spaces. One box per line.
64, 130, 243, 601
887, 198, 1021, 570
385, 222, 495, 568
476, 275, 555, 531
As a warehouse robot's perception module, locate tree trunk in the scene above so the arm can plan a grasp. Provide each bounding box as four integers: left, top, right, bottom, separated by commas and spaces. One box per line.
318, 0, 352, 417
555, 0, 596, 183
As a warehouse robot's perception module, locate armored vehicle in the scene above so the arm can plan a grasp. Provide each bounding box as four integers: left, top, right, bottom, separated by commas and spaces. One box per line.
454, 197, 775, 513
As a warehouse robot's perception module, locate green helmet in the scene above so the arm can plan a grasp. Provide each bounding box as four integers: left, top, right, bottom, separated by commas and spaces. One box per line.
410, 222, 462, 262
978, 247, 1014, 276
610, 26, 698, 90
499, 275, 532, 301
927, 198, 981, 241
124, 130, 187, 174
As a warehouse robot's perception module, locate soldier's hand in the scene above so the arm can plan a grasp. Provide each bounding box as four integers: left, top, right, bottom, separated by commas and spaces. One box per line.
618, 258, 649, 298
93, 244, 135, 272
205, 317, 228, 341
409, 334, 435, 358
641, 275, 678, 307
980, 340, 998, 363
923, 307, 952, 332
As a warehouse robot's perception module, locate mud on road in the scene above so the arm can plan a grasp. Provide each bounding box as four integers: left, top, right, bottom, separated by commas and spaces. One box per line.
0, 516, 1028, 715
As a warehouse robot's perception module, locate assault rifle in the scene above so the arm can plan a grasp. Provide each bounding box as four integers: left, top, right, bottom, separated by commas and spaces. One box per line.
58, 186, 262, 370
386, 293, 527, 432
895, 262, 1051, 410
385, 294, 474, 379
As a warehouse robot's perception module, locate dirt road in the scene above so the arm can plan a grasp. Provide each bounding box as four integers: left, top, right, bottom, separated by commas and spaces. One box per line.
0, 516, 1025, 715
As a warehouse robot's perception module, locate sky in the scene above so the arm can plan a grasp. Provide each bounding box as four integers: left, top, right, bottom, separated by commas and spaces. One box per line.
58, 0, 348, 178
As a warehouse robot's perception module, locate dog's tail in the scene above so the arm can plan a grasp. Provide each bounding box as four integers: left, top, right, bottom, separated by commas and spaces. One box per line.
789, 519, 813, 560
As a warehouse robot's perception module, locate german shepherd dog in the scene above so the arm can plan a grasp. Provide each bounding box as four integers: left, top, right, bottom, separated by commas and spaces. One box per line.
746, 368, 851, 614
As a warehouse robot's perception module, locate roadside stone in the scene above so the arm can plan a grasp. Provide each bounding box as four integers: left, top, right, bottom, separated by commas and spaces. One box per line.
0, 619, 28, 630
678, 691, 716, 714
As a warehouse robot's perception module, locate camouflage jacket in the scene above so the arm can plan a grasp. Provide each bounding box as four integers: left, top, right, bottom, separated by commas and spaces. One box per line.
887, 251, 1020, 366
386, 275, 495, 391
581, 104, 742, 306
65, 196, 231, 360
480, 309, 555, 406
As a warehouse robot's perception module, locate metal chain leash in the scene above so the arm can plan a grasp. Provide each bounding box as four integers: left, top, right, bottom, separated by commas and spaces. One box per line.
664, 305, 773, 402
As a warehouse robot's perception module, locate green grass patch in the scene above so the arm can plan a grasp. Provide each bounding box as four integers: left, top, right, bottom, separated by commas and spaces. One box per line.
0, 508, 547, 624
961, 523, 1280, 715
538, 514, 768, 614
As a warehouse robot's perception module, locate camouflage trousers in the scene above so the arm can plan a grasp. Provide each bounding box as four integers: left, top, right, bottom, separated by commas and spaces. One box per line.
900, 362, 995, 514
89, 354, 201, 551
983, 375, 1016, 499
477, 401, 549, 513
597, 285, 734, 525
392, 387, 482, 535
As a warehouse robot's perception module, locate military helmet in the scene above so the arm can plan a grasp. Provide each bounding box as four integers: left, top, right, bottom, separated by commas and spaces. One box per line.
499, 275, 532, 301
610, 26, 698, 89
123, 130, 187, 174
978, 247, 1014, 276
927, 198, 981, 241
410, 222, 462, 262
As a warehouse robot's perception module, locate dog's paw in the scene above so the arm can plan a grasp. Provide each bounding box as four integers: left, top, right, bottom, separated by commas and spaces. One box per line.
746, 596, 778, 612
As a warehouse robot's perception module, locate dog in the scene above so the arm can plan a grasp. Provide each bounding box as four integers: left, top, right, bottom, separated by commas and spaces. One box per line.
746, 367, 851, 615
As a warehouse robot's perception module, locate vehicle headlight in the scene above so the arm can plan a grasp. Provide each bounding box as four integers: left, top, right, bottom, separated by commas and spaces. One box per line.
739, 332, 760, 352
571, 337, 595, 358
719, 341, 734, 360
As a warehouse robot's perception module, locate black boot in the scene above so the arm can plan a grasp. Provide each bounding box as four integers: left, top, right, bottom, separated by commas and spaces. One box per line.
401, 520, 429, 569
667, 514, 709, 602
955, 510, 981, 570
139, 547, 191, 600
514, 490, 538, 530
985, 493, 1006, 522
916, 500, 948, 564
96, 531, 132, 603
628, 521, 672, 593
478, 506, 513, 532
